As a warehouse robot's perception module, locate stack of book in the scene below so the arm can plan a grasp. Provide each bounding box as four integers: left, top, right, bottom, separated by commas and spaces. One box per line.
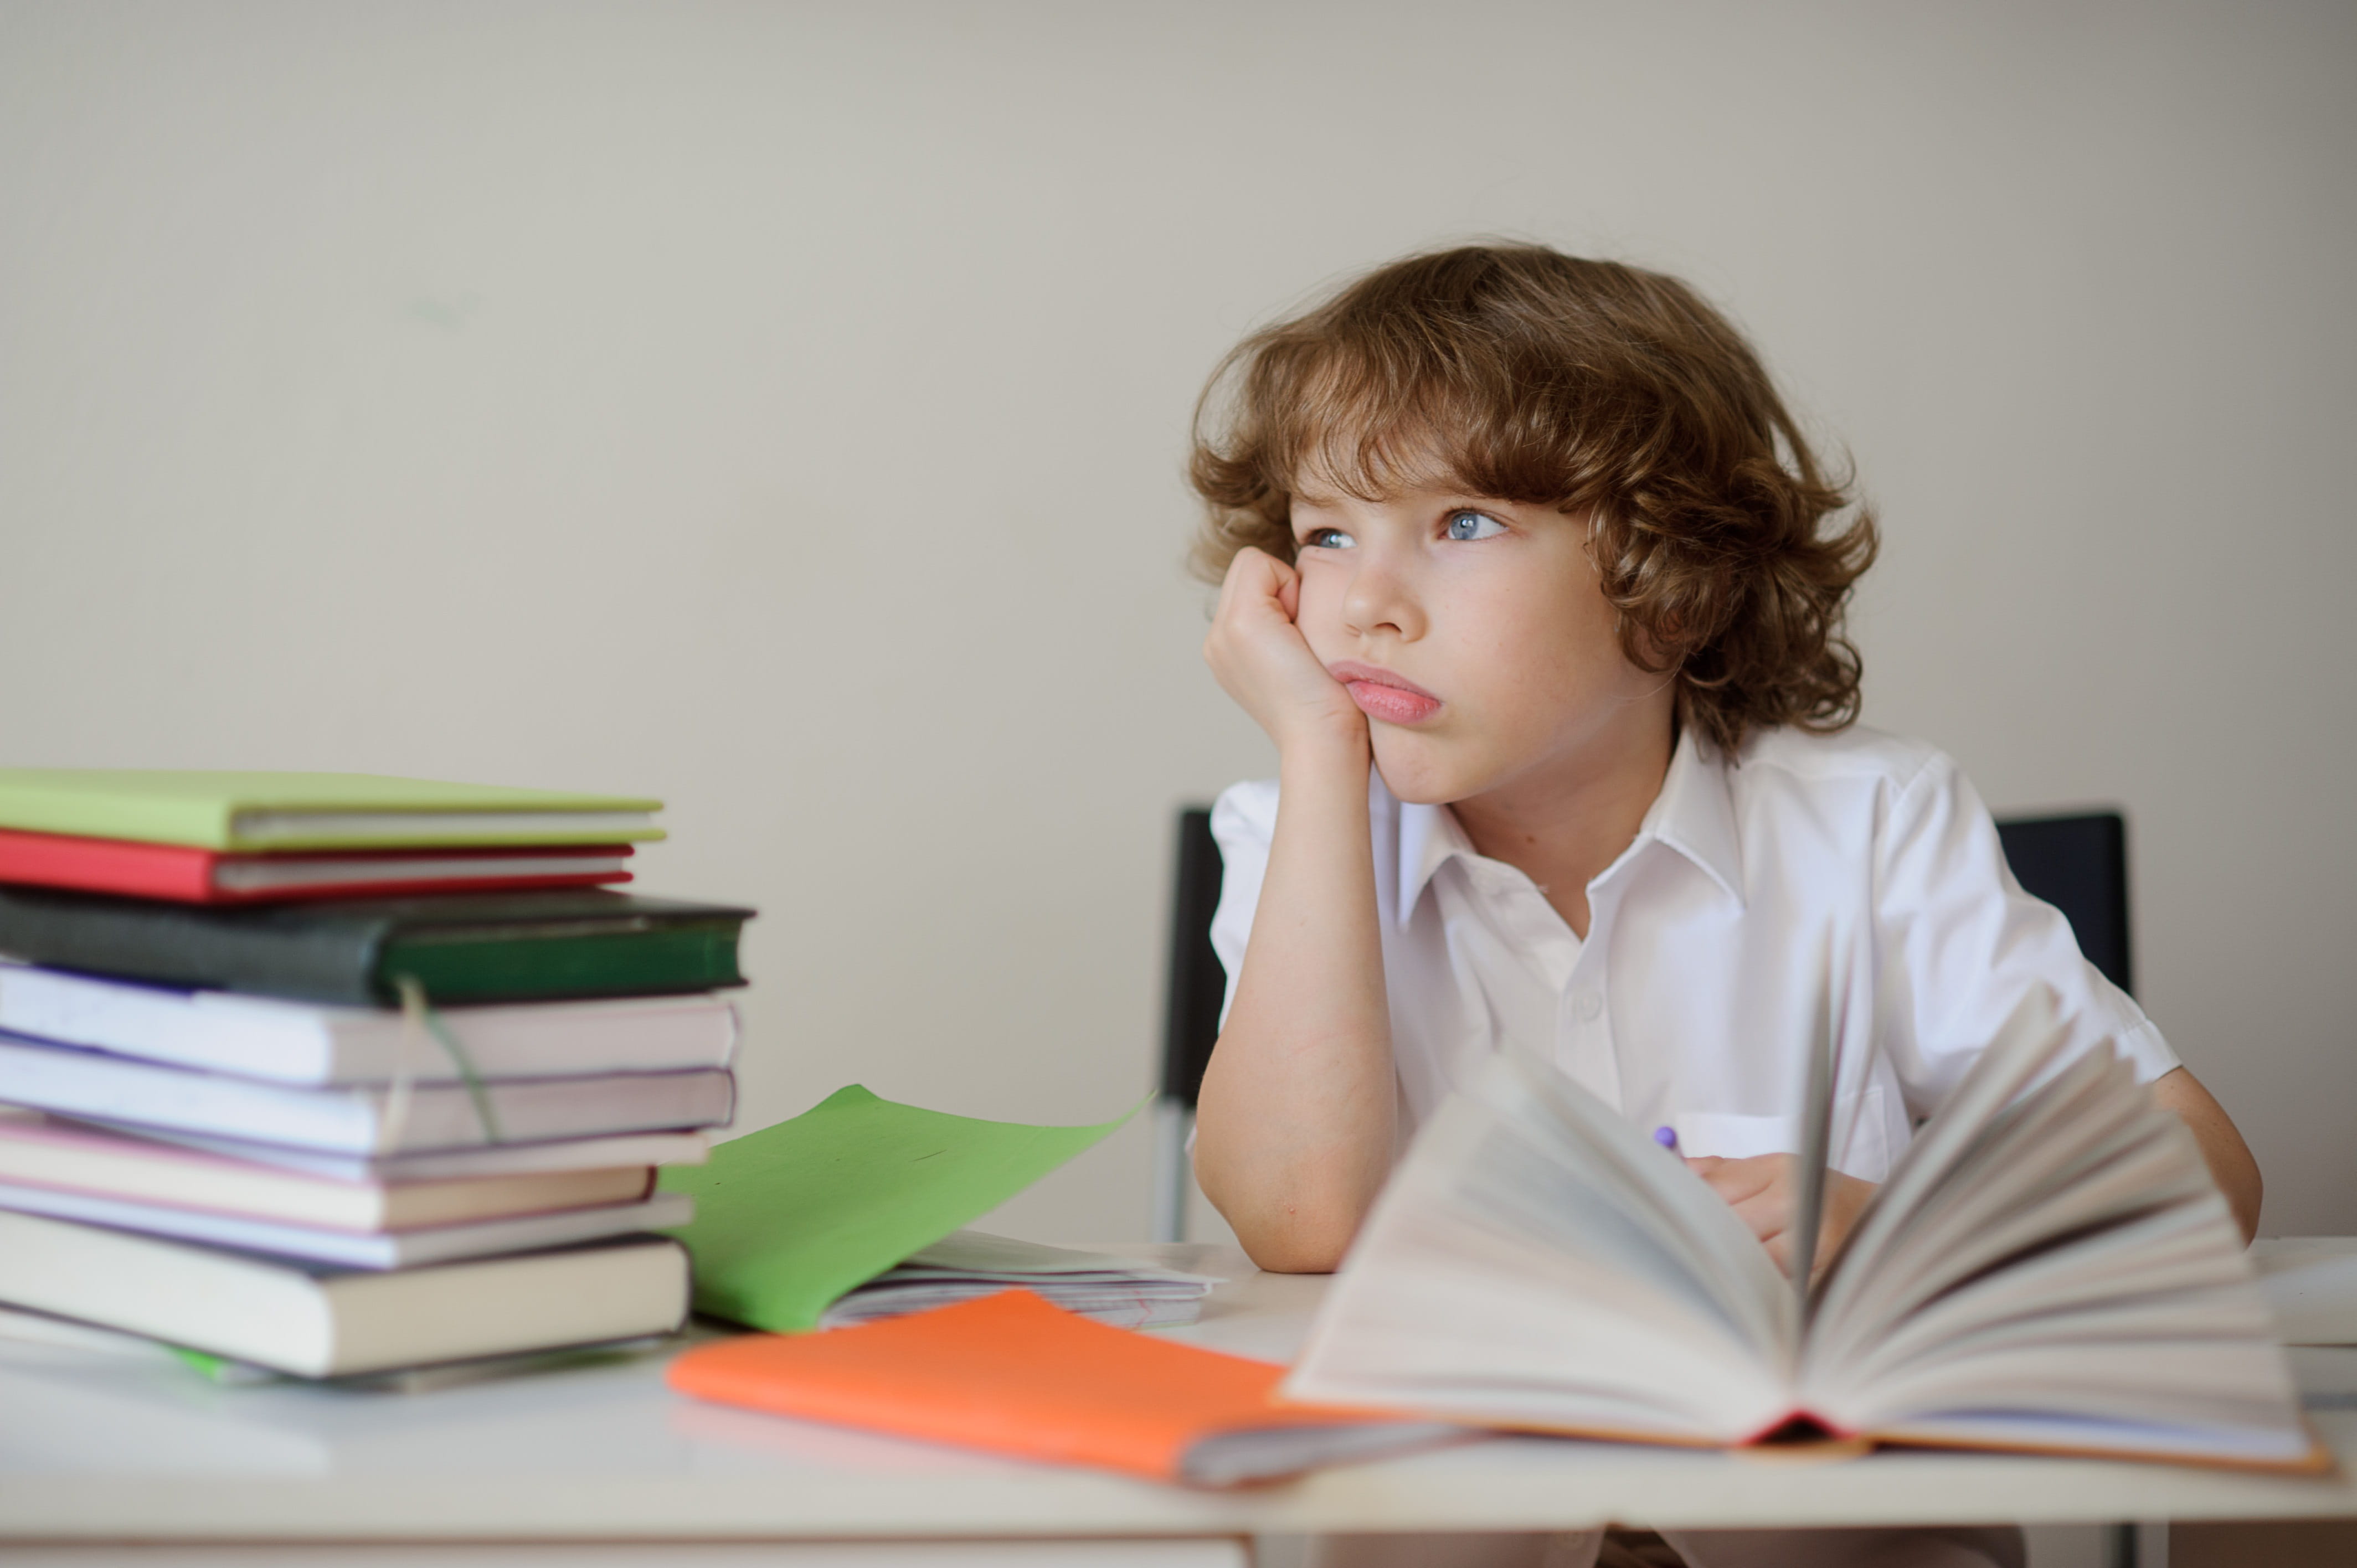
0, 770, 755, 1380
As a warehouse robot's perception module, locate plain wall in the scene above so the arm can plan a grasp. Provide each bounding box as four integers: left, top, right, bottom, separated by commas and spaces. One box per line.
2, 0, 2351, 1237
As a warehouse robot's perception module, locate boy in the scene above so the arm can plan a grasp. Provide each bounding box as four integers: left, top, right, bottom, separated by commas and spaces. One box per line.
1188, 245, 2260, 1568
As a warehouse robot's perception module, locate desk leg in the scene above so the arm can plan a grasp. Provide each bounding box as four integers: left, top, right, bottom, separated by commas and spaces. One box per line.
1153, 1098, 1194, 1244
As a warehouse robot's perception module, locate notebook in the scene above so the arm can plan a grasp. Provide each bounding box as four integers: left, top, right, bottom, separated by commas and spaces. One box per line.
0, 1180, 691, 1267
88, 1123, 711, 1183
0, 886, 753, 1007
661, 1084, 1133, 1331
0, 1034, 735, 1153
820, 1230, 1220, 1330
0, 769, 663, 851
667, 1288, 1459, 1485
0, 1109, 651, 1229
0, 963, 739, 1085
0, 1209, 689, 1377
0, 827, 634, 904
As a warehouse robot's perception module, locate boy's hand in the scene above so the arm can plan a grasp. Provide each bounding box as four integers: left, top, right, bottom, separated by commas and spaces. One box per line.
1203, 546, 1367, 756
1685, 1154, 1877, 1281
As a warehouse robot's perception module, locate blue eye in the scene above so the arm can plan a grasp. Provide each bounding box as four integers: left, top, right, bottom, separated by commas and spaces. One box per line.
1303, 527, 1355, 550
1444, 510, 1506, 541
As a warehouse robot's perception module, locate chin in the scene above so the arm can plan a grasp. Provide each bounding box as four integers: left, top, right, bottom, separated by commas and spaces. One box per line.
1370, 734, 1488, 807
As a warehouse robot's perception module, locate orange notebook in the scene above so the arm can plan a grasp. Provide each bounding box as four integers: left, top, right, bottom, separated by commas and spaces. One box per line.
666, 1288, 1460, 1486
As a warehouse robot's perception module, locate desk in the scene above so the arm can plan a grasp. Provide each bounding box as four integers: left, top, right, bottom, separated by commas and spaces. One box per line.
1, 1242, 2353, 1561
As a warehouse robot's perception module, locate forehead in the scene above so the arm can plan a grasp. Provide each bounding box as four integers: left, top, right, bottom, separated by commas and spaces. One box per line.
1288, 474, 1541, 515
1282, 405, 1572, 518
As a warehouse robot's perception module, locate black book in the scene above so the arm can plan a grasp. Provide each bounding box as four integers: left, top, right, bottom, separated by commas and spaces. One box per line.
0, 886, 753, 1007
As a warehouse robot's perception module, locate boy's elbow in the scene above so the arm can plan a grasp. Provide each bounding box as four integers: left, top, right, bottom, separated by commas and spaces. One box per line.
1196, 1160, 1367, 1273
1234, 1211, 1358, 1274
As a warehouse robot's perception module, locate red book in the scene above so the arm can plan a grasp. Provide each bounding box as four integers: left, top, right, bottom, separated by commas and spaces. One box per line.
0, 827, 634, 905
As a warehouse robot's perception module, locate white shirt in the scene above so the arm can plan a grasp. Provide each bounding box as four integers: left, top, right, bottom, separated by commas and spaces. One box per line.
1208, 723, 2177, 1182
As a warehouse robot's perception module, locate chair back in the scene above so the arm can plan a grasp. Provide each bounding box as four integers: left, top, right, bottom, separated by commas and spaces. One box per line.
1992, 811, 2134, 998
1160, 807, 1227, 1108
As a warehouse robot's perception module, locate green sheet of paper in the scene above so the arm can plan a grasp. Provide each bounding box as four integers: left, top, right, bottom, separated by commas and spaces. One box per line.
658, 1085, 1135, 1332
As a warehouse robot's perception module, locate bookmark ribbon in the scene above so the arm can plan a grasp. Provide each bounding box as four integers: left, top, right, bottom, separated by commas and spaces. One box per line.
390, 974, 504, 1146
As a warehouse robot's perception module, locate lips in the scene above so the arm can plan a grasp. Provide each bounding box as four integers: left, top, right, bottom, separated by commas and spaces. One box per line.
1327, 661, 1442, 725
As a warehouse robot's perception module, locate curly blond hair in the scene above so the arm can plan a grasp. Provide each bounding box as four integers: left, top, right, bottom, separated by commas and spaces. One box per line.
1188, 244, 1877, 754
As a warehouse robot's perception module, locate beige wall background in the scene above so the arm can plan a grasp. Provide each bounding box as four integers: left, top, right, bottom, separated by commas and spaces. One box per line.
2, 1, 2351, 1237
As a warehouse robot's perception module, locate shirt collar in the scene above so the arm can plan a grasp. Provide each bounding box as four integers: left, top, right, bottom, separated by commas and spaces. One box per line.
1392, 726, 1746, 929
1395, 789, 1478, 927
1642, 726, 1746, 908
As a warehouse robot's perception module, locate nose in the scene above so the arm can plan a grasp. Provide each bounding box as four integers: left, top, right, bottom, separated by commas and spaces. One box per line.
1341, 544, 1425, 643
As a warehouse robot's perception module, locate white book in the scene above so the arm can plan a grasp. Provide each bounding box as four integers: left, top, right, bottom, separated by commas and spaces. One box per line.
79, 1121, 710, 1182
0, 1034, 734, 1154
0, 1180, 690, 1268
0, 963, 738, 1085
1285, 987, 2322, 1473
0, 1108, 651, 1229
0, 1209, 689, 1376
820, 1230, 1222, 1330
210, 848, 634, 895
0, 1301, 667, 1391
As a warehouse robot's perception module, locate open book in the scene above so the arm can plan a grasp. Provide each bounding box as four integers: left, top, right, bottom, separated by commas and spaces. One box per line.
1285, 987, 2320, 1471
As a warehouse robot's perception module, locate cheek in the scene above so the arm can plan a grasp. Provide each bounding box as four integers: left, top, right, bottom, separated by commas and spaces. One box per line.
1447, 580, 1629, 714
1291, 569, 1350, 655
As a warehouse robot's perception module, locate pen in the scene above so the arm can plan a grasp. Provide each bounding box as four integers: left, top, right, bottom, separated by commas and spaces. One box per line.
1653, 1126, 1679, 1153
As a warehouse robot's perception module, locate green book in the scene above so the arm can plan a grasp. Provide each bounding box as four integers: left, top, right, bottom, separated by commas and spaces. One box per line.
0, 886, 752, 1007
661, 1086, 1134, 1332
0, 770, 664, 851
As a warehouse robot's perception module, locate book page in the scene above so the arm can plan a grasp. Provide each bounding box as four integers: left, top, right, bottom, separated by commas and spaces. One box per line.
1795, 987, 2310, 1466
1808, 986, 2066, 1324
1285, 1051, 1795, 1445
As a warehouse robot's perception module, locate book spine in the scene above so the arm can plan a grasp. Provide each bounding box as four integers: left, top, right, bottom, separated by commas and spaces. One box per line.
0, 888, 382, 1006
0, 967, 332, 1082
0, 831, 221, 901
0, 785, 235, 849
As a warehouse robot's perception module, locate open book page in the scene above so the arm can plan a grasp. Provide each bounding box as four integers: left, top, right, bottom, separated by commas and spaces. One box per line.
1783, 929, 1848, 1303
819, 1230, 1220, 1330
1810, 987, 2074, 1318
1799, 988, 2312, 1467
1284, 1050, 1797, 1445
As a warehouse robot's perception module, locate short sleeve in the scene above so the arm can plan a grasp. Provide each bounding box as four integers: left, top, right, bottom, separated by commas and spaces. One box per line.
1206, 778, 1280, 1029
1872, 752, 2178, 1117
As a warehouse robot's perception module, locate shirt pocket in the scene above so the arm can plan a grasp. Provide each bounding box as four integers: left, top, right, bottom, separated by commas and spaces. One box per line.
1672, 1085, 1895, 1183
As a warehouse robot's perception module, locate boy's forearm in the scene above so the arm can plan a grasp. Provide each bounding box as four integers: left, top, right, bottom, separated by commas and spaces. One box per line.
2149, 1067, 2262, 1242
1193, 737, 1396, 1272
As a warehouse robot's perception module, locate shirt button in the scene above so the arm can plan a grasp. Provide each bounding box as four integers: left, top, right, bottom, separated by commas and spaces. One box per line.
1574, 988, 1603, 1022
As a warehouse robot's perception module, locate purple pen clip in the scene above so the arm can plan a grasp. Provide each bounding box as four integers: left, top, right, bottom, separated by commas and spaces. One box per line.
1653, 1125, 1680, 1152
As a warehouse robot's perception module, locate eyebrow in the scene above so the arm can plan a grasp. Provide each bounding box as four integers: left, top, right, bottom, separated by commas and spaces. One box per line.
1291, 487, 1526, 514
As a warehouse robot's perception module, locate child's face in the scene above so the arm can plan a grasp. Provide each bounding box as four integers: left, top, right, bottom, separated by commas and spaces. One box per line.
1288, 477, 1671, 807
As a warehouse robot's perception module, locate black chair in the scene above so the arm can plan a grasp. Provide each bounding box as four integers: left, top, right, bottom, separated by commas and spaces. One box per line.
1151, 804, 2134, 1240
1151, 807, 1226, 1244
1993, 811, 2133, 998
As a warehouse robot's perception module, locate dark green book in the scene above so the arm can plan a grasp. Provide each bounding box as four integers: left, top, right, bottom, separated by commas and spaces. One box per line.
0, 887, 753, 1007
